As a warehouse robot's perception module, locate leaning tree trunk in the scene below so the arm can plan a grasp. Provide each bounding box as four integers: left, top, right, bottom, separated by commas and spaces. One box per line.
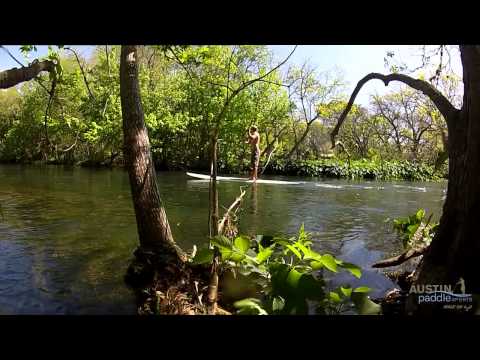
120, 45, 185, 269
330, 45, 480, 314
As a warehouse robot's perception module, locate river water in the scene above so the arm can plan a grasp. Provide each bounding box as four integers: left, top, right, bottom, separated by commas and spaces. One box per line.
0, 165, 447, 314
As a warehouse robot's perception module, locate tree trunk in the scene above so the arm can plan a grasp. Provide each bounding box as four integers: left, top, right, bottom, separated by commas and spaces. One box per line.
408, 46, 480, 313
120, 45, 185, 266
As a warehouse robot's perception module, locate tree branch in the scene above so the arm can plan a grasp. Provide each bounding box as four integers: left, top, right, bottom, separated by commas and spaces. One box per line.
236, 45, 297, 94
372, 246, 428, 268
0, 45, 25, 67
218, 188, 246, 235
0, 59, 55, 89
330, 72, 459, 147
64, 47, 95, 100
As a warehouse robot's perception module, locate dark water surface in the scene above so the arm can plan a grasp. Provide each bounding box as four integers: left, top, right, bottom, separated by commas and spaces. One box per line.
0, 165, 447, 314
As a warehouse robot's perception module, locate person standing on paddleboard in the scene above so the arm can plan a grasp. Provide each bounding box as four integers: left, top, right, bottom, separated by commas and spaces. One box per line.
246, 125, 260, 181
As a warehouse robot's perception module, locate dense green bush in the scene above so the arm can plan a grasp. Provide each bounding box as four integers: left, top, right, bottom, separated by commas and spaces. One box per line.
263, 158, 443, 181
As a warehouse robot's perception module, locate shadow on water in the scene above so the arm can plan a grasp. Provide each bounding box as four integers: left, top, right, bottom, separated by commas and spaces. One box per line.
0, 165, 447, 314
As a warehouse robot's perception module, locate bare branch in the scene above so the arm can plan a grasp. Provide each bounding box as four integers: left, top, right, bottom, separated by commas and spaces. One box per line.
255, 78, 293, 88
43, 77, 57, 146
64, 47, 95, 100
330, 72, 459, 147
62, 128, 81, 152
0, 45, 25, 67
218, 188, 246, 235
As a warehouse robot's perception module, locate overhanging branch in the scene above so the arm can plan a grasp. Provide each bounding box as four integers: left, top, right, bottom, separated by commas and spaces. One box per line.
330, 72, 459, 147
0, 59, 55, 89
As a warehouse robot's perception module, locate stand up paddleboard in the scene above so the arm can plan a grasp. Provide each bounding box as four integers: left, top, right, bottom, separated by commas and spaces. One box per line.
186, 172, 303, 185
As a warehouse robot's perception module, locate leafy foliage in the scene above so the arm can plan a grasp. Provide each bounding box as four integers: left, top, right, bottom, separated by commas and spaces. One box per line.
0, 45, 453, 178
191, 224, 380, 315
265, 158, 441, 181
392, 208, 438, 249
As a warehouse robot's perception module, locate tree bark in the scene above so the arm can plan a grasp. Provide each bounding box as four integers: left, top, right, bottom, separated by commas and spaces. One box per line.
0, 59, 55, 89
120, 45, 185, 265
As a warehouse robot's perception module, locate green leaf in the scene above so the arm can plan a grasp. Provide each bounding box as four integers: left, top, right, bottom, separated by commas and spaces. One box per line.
340, 286, 352, 298
353, 286, 371, 293
339, 262, 362, 279
351, 292, 381, 315
234, 298, 268, 315
230, 251, 246, 263
286, 244, 302, 259
234, 298, 262, 308
415, 208, 425, 221
329, 291, 341, 303
294, 242, 318, 260
272, 296, 285, 312
219, 247, 233, 261
286, 268, 303, 289
220, 247, 245, 263
234, 235, 250, 254
191, 247, 214, 265
320, 254, 338, 272
256, 246, 273, 264
211, 235, 232, 249
310, 260, 324, 270
407, 223, 420, 235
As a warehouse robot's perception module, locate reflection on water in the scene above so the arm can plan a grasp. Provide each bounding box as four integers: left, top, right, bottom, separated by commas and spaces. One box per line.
0, 165, 447, 314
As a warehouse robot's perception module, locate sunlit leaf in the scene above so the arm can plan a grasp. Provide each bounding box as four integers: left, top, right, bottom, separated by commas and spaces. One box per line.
191, 247, 214, 265
329, 291, 341, 303
286, 244, 302, 259
234, 235, 250, 254
353, 286, 371, 293
340, 286, 352, 298
320, 254, 337, 272
339, 262, 362, 279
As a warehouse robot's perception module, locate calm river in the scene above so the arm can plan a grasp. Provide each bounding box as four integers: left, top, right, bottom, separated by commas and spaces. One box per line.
0, 165, 447, 314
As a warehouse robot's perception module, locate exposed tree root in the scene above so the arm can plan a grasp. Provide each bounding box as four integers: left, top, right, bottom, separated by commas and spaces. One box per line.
126, 247, 232, 315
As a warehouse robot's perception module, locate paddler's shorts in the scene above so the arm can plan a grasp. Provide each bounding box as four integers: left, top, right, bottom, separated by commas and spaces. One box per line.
251, 148, 260, 168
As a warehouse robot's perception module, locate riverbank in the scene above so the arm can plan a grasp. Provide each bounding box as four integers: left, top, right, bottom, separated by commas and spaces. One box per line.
261, 159, 446, 182
0, 157, 446, 181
